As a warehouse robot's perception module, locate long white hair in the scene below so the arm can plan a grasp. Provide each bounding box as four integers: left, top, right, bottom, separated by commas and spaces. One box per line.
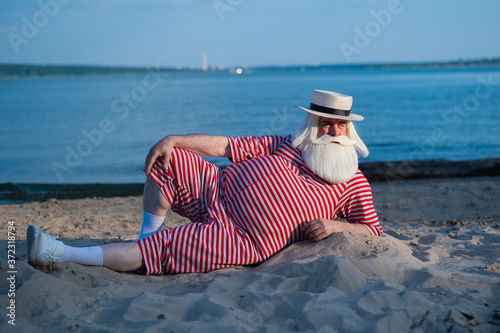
292, 113, 369, 184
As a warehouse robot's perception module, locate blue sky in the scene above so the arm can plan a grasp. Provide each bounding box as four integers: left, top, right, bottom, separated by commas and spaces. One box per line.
1, 0, 499, 68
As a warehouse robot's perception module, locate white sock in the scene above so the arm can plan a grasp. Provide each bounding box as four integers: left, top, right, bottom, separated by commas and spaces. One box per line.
137, 211, 165, 240
58, 245, 104, 266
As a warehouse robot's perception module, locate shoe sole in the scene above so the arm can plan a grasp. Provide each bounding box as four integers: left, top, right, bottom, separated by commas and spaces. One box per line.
27, 225, 40, 265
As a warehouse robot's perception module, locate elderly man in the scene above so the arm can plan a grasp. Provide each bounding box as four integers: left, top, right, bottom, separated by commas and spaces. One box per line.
27, 90, 382, 274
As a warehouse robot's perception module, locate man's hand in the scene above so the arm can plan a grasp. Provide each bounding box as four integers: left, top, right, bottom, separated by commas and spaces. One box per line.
302, 218, 370, 241
302, 218, 342, 241
144, 136, 175, 176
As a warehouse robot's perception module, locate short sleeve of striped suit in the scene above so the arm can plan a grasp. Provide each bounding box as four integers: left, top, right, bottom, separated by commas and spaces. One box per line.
336, 172, 383, 236
227, 135, 289, 164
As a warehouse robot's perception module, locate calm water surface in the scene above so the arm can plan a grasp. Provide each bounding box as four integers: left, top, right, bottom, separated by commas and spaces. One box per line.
1, 67, 499, 183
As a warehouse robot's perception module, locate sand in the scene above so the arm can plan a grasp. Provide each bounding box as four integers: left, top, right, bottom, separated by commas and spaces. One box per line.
0, 176, 499, 332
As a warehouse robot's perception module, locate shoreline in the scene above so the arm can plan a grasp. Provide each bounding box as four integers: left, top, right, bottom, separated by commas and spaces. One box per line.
1, 158, 499, 203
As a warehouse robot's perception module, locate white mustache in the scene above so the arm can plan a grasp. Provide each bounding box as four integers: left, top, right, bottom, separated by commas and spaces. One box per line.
310, 135, 356, 146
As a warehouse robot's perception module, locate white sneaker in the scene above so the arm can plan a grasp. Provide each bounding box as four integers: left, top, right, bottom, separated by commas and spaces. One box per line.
27, 225, 64, 266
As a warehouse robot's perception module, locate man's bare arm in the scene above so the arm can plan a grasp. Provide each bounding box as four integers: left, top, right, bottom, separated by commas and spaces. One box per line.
302, 218, 371, 241
144, 134, 230, 175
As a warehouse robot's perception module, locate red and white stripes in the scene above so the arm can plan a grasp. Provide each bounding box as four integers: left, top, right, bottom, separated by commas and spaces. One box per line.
137, 135, 382, 275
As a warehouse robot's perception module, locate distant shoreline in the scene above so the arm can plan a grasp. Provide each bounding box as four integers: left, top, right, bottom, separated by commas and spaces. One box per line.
1, 58, 500, 77
1, 158, 499, 203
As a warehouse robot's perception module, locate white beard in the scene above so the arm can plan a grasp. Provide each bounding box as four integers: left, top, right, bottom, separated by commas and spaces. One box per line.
300, 135, 359, 184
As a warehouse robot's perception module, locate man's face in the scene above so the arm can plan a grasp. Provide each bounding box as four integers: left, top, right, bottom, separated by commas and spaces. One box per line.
317, 117, 347, 138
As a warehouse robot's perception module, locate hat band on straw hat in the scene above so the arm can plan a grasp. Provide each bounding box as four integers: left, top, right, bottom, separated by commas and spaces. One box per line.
310, 103, 351, 117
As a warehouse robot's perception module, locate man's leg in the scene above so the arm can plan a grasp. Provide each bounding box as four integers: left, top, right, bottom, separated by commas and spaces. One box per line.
59, 242, 143, 271
27, 225, 143, 272
137, 148, 244, 275
143, 174, 170, 215
137, 175, 171, 240
102, 242, 143, 271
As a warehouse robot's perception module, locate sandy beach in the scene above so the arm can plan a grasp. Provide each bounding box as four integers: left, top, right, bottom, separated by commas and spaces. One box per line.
1, 176, 499, 332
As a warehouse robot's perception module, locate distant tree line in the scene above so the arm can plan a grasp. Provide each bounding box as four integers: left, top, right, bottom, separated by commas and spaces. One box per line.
360, 57, 500, 70
0, 64, 206, 77
0, 58, 499, 77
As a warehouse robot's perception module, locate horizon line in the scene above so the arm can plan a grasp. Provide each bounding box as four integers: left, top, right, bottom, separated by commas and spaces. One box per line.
1, 56, 500, 71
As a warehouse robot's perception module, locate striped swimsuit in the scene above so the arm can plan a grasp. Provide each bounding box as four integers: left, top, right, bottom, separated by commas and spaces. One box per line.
137, 135, 381, 275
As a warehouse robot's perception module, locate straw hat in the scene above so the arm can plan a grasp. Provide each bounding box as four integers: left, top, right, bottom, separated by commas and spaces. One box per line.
295, 90, 363, 121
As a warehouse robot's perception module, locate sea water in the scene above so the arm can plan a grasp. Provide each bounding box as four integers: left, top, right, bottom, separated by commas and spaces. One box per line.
1, 66, 499, 184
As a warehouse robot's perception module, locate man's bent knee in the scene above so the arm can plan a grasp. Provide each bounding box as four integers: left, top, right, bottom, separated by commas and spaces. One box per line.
143, 175, 170, 214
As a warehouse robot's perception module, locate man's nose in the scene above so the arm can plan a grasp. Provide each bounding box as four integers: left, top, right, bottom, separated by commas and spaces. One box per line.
328, 126, 340, 136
